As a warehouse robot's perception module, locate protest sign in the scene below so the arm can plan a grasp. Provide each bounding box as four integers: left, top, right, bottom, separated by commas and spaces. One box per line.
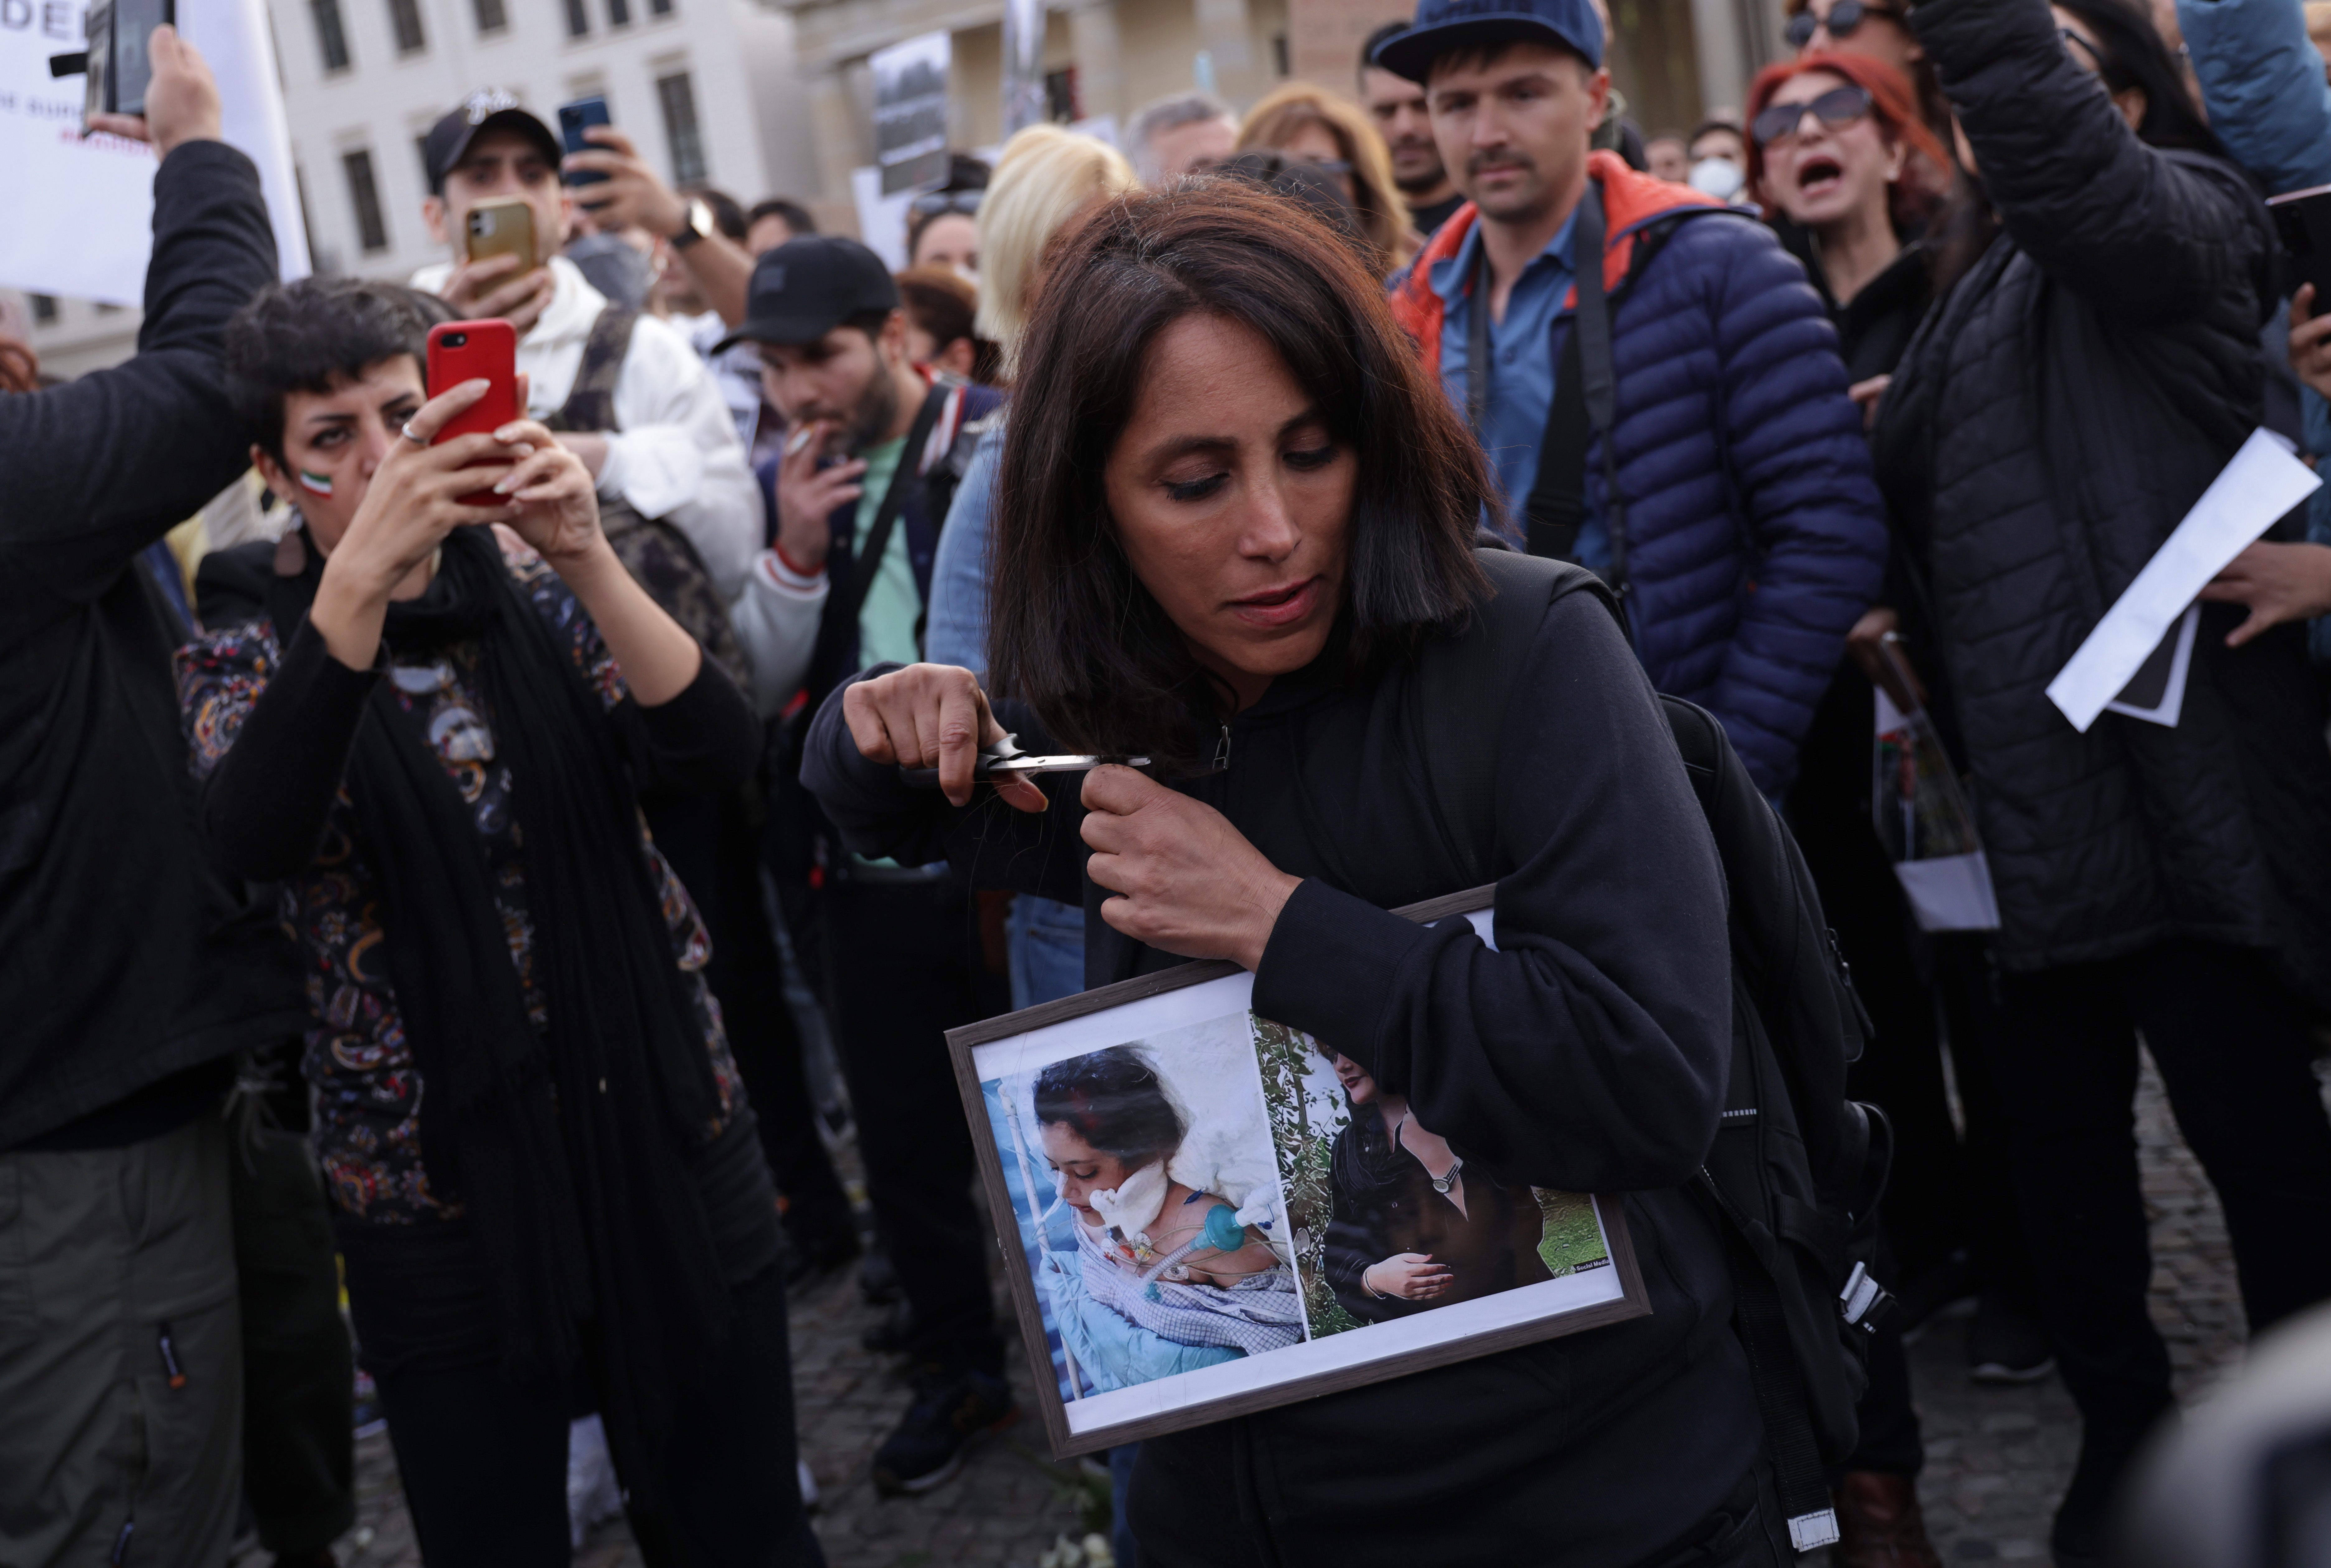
0, 0, 307, 305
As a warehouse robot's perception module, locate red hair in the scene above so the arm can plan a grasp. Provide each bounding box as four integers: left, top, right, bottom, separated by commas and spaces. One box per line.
1744, 51, 1949, 197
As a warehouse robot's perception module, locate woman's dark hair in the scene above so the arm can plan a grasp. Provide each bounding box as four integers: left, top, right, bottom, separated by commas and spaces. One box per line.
896, 264, 1002, 384
1034, 1046, 1185, 1167
2054, 0, 2221, 156
748, 197, 818, 238
988, 182, 1490, 769
1212, 151, 1368, 256
224, 278, 449, 464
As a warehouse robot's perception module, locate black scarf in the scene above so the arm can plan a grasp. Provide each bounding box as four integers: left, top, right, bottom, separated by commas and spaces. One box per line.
269, 524, 728, 1498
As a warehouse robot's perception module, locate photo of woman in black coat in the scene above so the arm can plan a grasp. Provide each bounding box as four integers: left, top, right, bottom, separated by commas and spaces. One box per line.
1871, 0, 2331, 1556
1315, 1048, 1553, 1323
800, 182, 1781, 1567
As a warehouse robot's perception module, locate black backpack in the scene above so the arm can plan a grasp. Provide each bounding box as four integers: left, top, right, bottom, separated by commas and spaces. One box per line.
1417, 547, 1894, 1553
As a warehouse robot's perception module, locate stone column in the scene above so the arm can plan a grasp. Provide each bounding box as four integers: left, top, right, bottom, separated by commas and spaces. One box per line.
1195, 0, 1265, 109
1068, 0, 1125, 128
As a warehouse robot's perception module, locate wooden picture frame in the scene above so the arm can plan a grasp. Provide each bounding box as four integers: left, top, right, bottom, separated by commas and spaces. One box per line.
945, 885, 1651, 1460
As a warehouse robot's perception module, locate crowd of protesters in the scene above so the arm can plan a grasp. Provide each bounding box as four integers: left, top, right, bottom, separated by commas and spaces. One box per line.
6, 0, 2331, 1562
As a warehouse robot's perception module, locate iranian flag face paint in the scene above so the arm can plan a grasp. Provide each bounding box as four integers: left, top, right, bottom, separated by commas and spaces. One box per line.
298, 470, 334, 496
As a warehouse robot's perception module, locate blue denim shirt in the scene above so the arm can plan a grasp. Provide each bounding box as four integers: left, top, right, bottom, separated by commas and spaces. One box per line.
924, 420, 1089, 1004
1430, 206, 1605, 569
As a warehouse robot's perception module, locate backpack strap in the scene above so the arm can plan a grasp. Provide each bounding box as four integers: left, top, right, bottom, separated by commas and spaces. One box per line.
804, 382, 952, 693
1516, 183, 1630, 591
552, 304, 639, 434
1416, 549, 1618, 888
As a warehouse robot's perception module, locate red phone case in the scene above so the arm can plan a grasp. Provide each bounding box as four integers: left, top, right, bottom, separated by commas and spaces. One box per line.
425, 319, 523, 507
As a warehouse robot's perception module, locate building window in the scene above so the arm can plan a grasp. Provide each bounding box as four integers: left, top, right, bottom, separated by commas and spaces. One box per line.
311, 0, 350, 70
649, 0, 671, 18
1272, 33, 1290, 76
564, 0, 588, 35
473, 0, 506, 31
29, 294, 57, 325
96, 303, 121, 315
386, 0, 425, 51
342, 149, 390, 252
607, 0, 629, 24
656, 71, 705, 184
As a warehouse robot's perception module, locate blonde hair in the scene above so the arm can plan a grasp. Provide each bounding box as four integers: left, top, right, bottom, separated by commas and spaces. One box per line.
1236, 83, 1414, 273
2309, 0, 2331, 45
975, 124, 1138, 365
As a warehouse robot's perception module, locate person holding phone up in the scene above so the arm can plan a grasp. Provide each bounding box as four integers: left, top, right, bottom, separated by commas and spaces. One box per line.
413, 92, 759, 635
0, 26, 310, 1566
177, 277, 824, 1565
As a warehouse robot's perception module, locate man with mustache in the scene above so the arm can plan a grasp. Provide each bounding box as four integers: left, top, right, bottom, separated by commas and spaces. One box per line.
1381, 0, 1887, 798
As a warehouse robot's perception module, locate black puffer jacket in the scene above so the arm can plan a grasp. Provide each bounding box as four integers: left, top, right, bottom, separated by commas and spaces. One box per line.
1874, 0, 2331, 1001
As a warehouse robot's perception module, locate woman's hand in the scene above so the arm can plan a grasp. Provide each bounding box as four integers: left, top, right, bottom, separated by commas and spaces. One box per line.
1363, 1253, 1452, 1302
2292, 287, 2331, 401
310, 380, 517, 669
1080, 766, 1301, 970
1848, 374, 1891, 431
840, 662, 1048, 811
2198, 541, 2331, 646
490, 417, 605, 571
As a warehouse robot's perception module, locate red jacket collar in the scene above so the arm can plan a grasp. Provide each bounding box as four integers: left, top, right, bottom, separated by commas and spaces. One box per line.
1388, 150, 1724, 370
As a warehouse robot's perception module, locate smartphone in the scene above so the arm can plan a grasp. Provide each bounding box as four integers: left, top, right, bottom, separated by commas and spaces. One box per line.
558, 97, 611, 203
425, 320, 523, 508
73, 0, 172, 126
2271, 184, 2331, 317
464, 197, 538, 278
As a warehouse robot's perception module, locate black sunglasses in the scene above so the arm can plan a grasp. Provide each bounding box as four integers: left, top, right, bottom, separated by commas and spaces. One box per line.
909, 189, 982, 218
1751, 83, 1877, 148
1785, 0, 1905, 49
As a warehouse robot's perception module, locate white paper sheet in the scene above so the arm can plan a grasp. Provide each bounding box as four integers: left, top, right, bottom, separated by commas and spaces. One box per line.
2045, 429, 2320, 733
1894, 852, 2002, 932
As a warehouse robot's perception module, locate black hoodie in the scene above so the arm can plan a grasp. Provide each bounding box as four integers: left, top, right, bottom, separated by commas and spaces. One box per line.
804, 584, 1762, 1567
0, 142, 305, 1149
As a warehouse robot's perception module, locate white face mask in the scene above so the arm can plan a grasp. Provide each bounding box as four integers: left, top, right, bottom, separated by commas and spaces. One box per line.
1690, 156, 1747, 201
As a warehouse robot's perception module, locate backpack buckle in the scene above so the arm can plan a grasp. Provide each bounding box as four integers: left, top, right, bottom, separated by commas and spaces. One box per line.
1838, 1260, 1895, 1334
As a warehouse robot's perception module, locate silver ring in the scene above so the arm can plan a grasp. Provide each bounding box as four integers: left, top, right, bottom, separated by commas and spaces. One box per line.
399, 421, 429, 447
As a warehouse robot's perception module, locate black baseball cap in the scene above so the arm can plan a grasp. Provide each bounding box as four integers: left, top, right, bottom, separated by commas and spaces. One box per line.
1372, 0, 1606, 82
714, 236, 901, 352
423, 89, 563, 193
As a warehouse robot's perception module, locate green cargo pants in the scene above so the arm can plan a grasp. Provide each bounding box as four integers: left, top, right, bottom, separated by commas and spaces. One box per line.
0, 1113, 243, 1566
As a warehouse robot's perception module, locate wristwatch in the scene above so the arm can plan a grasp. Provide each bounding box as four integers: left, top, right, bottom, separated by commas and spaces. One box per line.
669, 197, 713, 250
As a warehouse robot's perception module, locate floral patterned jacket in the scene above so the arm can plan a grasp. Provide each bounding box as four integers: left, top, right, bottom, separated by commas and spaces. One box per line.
175, 539, 743, 1224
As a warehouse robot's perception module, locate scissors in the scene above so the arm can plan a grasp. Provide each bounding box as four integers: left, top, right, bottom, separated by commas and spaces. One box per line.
899, 733, 1151, 789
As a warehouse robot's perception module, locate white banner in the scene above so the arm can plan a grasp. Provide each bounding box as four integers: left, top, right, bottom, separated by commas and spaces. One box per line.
0, 0, 308, 306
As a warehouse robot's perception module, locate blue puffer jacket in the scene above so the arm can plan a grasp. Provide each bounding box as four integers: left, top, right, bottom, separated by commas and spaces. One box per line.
1390, 153, 1889, 796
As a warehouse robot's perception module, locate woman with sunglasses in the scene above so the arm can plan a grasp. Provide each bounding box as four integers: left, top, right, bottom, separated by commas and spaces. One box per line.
1235, 83, 1419, 274
1874, 0, 2331, 1561
1785, 0, 1953, 218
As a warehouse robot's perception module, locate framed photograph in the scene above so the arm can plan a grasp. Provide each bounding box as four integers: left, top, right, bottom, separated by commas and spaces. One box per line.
946, 887, 1650, 1459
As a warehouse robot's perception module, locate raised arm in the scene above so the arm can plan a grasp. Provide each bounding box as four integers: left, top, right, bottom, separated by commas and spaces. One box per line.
0, 31, 274, 602
1916, 0, 2269, 323
1249, 590, 1734, 1194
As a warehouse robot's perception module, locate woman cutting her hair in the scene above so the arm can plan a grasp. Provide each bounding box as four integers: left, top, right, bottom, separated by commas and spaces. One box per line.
802, 185, 1774, 1566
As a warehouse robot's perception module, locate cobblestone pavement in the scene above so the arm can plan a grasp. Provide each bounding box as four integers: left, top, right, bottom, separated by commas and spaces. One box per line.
316, 1054, 2310, 1568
